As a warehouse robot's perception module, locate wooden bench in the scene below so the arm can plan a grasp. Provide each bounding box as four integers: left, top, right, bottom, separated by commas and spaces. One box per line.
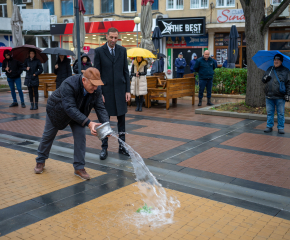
129, 76, 159, 108
147, 77, 195, 110
38, 74, 57, 98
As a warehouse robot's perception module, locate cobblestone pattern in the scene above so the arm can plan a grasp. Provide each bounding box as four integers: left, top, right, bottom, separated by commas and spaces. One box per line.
0, 113, 14, 120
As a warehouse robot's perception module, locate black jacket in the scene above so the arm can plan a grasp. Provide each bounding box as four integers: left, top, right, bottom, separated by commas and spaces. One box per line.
131, 63, 147, 76
2, 57, 23, 79
54, 57, 72, 89
94, 43, 130, 116
194, 57, 216, 80
46, 74, 109, 130
73, 54, 92, 74
23, 57, 43, 87
262, 65, 290, 99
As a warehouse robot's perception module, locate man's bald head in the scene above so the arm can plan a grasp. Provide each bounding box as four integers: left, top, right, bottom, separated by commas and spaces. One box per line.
204, 50, 210, 60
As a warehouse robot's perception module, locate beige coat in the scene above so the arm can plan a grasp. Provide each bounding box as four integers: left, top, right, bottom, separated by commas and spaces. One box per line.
130, 61, 148, 96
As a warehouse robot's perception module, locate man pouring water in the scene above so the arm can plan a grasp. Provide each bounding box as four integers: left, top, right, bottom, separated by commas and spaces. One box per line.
34, 68, 110, 180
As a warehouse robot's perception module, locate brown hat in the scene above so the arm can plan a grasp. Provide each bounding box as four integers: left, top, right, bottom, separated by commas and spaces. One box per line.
83, 67, 104, 86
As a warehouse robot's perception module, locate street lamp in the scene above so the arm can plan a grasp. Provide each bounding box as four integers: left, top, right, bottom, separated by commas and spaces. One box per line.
134, 16, 140, 47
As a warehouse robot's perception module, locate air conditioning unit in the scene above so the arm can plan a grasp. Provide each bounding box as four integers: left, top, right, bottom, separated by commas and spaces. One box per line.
63, 18, 74, 23
50, 15, 57, 24
84, 16, 90, 22
156, 14, 168, 19
22, 0, 32, 4
103, 18, 114, 22
272, 4, 289, 17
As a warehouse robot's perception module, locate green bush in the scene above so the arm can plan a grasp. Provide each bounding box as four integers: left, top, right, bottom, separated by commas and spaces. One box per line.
212, 68, 247, 94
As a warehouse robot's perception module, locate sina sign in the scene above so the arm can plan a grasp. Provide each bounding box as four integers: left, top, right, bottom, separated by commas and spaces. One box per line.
157, 17, 206, 37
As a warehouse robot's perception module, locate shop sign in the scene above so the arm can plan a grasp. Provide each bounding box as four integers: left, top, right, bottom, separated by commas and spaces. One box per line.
157, 17, 206, 37
166, 35, 208, 48
217, 9, 245, 23
167, 48, 171, 70
83, 46, 90, 54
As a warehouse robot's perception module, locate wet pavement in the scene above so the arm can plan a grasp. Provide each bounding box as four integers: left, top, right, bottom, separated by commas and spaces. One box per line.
1, 91, 290, 239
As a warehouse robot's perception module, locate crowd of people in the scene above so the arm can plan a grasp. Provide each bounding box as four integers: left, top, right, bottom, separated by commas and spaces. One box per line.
1, 27, 290, 179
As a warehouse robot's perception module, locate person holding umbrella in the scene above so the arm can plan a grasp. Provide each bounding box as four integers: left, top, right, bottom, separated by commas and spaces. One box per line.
262, 53, 290, 134
73, 53, 92, 74
23, 49, 43, 110
2, 50, 25, 108
131, 56, 148, 112
54, 55, 72, 89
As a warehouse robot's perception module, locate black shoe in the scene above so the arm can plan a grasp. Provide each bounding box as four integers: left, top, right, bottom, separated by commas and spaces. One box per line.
139, 96, 143, 112
100, 149, 108, 160
34, 102, 38, 110
278, 129, 285, 134
198, 98, 202, 106
30, 102, 34, 110
21, 102, 26, 108
9, 102, 18, 107
119, 147, 130, 156
135, 97, 139, 111
207, 98, 214, 106
264, 127, 273, 133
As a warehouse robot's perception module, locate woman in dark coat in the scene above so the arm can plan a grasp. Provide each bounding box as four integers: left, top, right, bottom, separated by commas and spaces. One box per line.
54, 55, 72, 89
23, 49, 43, 110
73, 53, 92, 74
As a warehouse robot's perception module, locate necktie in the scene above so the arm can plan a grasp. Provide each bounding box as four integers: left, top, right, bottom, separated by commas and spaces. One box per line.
111, 49, 115, 57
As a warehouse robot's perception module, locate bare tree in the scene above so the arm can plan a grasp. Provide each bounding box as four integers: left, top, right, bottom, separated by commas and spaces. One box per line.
240, 0, 290, 107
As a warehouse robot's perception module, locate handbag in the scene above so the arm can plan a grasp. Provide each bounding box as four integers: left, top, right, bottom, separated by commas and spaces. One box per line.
274, 68, 286, 95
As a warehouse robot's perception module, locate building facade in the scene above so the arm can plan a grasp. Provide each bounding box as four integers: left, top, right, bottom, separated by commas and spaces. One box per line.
0, 0, 289, 76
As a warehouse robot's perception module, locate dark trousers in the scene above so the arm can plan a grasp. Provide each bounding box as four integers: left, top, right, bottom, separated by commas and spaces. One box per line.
198, 79, 213, 99
102, 114, 126, 149
176, 73, 184, 78
7, 77, 24, 103
36, 114, 86, 170
28, 86, 39, 103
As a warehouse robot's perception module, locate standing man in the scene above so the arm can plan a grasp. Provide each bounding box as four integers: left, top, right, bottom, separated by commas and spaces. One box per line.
35, 68, 109, 180
194, 50, 216, 106
2, 50, 25, 108
175, 52, 187, 78
262, 54, 290, 134
94, 27, 131, 160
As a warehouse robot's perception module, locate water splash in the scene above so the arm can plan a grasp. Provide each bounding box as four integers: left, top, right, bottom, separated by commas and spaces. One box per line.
111, 133, 180, 228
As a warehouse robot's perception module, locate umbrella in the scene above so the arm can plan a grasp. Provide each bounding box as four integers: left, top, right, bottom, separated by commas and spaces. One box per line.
42, 47, 75, 56
11, 4, 23, 47
73, 0, 86, 60
152, 26, 162, 58
12, 44, 48, 63
227, 25, 239, 68
140, 1, 155, 52
159, 53, 166, 58
0, 47, 12, 63
127, 48, 156, 58
252, 50, 290, 71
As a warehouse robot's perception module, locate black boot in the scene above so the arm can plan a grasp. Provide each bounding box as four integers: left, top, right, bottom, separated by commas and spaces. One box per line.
139, 96, 143, 112
30, 102, 34, 110
34, 102, 38, 110
198, 98, 202, 106
135, 96, 139, 111
207, 98, 214, 106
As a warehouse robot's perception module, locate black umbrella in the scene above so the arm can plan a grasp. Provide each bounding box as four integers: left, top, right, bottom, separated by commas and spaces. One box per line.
227, 25, 239, 68
159, 53, 166, 58
42, 47, 75, 56
152, 26, 162, 58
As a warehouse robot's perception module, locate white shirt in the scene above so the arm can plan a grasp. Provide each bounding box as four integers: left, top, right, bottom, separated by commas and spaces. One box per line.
107, 43, 115, 55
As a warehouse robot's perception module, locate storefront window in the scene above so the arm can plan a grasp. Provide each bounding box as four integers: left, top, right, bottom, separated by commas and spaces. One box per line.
123, 0, 137, 13
83, 0, 93, 15
269, 28, 290, 56
24, 36, 36, 46
38, 36, 49, 48
271, 32, 290, 40
0, 0, 7, 18
214, 33, 241, 47
167, 0, 183, 10
216, 0, 235, 7
270, 42, 290, 51
101, 0, 114, 13
190, 0, 208, 9
43, 0, 54, 15
61, 0, 73, 16
152, 0, 158, 10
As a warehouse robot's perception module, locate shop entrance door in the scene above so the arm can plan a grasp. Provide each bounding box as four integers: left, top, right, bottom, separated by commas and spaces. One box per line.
173, 48, 202, 78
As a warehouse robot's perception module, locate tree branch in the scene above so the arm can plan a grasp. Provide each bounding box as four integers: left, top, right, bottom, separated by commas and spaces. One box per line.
262, 0, 290, 33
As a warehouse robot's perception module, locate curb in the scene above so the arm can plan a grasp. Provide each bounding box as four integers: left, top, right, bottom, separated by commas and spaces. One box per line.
195, 103, 290, 123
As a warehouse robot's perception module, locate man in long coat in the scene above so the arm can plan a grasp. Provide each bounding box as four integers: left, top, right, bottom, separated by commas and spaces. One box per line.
94, 27, 131, 160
